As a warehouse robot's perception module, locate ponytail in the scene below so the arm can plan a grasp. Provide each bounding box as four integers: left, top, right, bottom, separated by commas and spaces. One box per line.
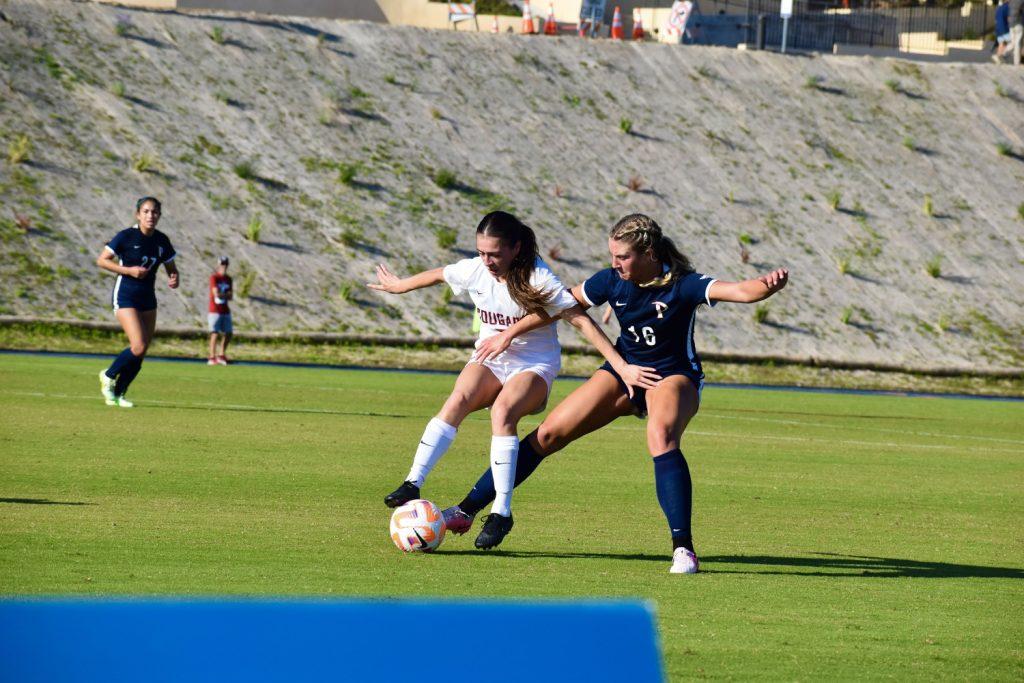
608, 214, 694, 288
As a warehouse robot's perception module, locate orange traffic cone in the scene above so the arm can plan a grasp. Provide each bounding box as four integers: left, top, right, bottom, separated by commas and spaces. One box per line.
632, 8, 645, 40
522, 0, 535, 34
491, 14, 499, 33
610, 6, 624, 39
544, 2, 558, 35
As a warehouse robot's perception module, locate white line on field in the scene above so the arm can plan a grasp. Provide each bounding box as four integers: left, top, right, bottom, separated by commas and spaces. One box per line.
702, 413, 1024, 446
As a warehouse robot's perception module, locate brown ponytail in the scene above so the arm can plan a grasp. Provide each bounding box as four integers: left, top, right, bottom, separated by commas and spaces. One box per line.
609, 214, 694, 288
477, 211, 552, 313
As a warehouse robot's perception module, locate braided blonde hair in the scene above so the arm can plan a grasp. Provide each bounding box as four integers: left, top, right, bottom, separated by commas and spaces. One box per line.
609, 214, 693, 288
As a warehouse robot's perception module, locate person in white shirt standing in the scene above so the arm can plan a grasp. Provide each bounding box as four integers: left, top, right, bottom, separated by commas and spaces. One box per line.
368, 211, 660, 549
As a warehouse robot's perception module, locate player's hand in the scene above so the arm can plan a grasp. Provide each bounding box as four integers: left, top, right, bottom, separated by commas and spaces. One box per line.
617, 364, 662, 398
473, 331, 512, 363
167, 272, 179, 289
366, 264, 404, 294
758, 268, 789, 293
127, 266, 150, 279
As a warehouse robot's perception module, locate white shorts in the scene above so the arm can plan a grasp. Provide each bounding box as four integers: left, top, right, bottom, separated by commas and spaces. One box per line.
471, 347, 561, 414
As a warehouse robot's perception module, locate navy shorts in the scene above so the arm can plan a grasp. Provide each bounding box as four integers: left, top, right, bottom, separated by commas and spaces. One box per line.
598, 361, 703, 418
112, 287, 157, 312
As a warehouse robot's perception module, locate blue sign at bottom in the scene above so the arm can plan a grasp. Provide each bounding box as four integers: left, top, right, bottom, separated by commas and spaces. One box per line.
0, 598, 663, 682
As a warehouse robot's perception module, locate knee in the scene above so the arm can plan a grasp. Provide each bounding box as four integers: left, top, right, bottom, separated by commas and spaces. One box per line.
533, 425, 565, 456
647, 425, 678, 456
440, 391, 473, 422
130, 341, 149, 357
489, 403, 519, 433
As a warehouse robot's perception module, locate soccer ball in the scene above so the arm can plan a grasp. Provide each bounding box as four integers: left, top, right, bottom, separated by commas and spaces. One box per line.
389, 499, 446, 552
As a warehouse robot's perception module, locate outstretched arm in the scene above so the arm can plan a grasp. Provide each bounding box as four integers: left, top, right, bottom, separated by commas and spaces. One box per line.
708, 268, 788, 303
366, 264, 445, 294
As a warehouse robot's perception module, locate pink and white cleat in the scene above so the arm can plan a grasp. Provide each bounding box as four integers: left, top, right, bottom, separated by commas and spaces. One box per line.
442, 506, 474, 535
669, 547, 699, 574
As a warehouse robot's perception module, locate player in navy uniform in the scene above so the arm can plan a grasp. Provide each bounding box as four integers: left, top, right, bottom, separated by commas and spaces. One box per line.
443, 214, 789, 572
96, 197, 179, 407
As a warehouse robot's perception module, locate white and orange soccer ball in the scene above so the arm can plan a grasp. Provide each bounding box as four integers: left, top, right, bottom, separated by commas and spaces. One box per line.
389, 499, 446, 552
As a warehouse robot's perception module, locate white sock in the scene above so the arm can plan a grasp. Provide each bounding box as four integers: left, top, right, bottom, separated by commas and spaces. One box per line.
489, 435, 519, 517
406, 418, 457, 487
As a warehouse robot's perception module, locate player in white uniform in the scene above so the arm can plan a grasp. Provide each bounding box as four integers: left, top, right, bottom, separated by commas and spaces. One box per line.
368, 211, 660, 549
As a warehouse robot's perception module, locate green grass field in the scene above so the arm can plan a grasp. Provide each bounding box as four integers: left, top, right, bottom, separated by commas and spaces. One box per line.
1, 353, 1022, 680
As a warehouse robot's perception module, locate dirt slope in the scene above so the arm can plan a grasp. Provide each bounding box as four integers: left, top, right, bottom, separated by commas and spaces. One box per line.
1, 0, 1022, 369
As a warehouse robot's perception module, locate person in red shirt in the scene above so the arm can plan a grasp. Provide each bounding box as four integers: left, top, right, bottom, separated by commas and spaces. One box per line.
208, 257, 233, 365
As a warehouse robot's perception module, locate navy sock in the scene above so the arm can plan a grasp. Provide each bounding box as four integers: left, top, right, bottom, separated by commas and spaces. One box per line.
106, 347, 137, 378
459, 431, 546, 516
114, 355, 144, 395
653, 449, 694, 552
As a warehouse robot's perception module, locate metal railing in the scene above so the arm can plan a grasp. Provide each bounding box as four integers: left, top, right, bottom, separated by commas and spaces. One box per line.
683, 0, 994, 50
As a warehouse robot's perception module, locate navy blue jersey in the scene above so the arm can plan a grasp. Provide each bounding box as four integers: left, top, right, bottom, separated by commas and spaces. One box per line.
106, 226, 175, 307
581, 268, 716, 377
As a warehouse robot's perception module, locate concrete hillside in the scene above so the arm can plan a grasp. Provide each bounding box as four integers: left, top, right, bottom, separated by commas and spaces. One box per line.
1, 0, 1022, 370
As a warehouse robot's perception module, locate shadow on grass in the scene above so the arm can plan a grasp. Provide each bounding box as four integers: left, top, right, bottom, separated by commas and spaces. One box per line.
436, 550, 1024, 578
0, 497, 95, 506
708, 406, 939, 421
701, 553, 1024, 579
144, 402, 411, 419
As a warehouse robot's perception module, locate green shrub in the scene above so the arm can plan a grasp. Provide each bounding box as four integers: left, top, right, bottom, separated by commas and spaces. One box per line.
834, 254, 850, 274
337, 164, 358, 186
434, 226, 457, 249
1018, 203, 1024, 221
210, 26, 226, 44
826, 190, 841, 211
338, 281, 354, 303
245, 215, 263, 243
340, 228, 363, 247
233, 161, 256, 180
237, 269, 255, 298
130, 152, 155, 173
884, 78, 899, 92
996, 142, 1012, 157
925, 255, 942, 278
840, 306, 853, 325
738, 233, 753, 245
619, 118, 633, 135
114, 16, 132, 36
7, 135, 31, 164
804, 75, 823, 90
432, 168, 458, 190
902, 136, 914, 151
753, 304, 769, 324
922, 194, 933, 217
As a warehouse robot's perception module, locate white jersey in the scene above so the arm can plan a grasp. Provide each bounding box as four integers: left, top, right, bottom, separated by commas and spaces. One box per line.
443, 256, 578, 360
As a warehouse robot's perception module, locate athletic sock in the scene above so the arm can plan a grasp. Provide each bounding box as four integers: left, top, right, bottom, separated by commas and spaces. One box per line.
459, 431, 545, 516
489, 435, 519, 517
114, 355, 144, 396
653, 449, 694, 553
406, 418, 457, 487
106, 347, 137, 378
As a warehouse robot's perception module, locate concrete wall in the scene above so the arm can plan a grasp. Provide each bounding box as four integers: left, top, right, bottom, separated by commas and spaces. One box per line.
176, 0, 390, 20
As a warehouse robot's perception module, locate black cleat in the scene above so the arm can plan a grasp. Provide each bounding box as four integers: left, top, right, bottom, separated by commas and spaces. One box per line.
384, 480, 420, 508
474, 513, 514, 549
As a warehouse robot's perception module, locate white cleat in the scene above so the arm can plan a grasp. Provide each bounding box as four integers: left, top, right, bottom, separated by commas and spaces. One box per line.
669, 547, 699, 574
114, 395, 134, 408
99, 370, 117, 405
